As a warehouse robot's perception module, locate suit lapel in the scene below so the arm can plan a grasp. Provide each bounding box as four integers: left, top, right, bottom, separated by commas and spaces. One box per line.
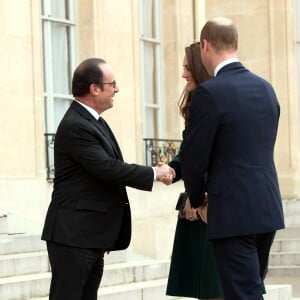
71, 101, 123, 160
94, 118, 123, 160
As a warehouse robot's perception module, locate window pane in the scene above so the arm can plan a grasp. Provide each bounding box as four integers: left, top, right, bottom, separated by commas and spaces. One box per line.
45, 97, 71, 132
42, 23, 48, 92
51, 23, 71, 94
54, 98, 71, 130
140, 0, 162, 140
297, 1, 300, 40
297, 0, 300, 118
142, 0, 156, 38
145, 107, 158, 138
51, 0, 69, 19
41, 1, 45, 15
144, 42, 157, 105
42, 0, 70, 19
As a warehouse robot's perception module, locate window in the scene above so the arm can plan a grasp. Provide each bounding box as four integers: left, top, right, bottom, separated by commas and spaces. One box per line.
139, 0, 164, 139
297, 0, 300, 117
42, 0, 76, 180
42, 0, 76, 133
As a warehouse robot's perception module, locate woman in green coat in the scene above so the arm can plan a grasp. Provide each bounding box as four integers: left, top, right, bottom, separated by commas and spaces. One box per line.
165, 42, 223, 300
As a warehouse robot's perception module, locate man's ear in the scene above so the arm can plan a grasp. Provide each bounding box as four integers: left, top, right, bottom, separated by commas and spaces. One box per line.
90, 83, 99, 96
202, 39, 209, 51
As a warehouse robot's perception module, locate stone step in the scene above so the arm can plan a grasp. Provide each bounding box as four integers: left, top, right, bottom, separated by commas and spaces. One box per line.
269, 252, 300, 266
99, 278, 170, 300
263, 284, 292, 300
0, 233, 127, 272
265, 275, 300, 298
27, 283, 292, 300
0, 231, 296, 255
0, 234, 45, 255
0, 214, 8, 234
27, 278, 176, 300
0, 249, 127, 278
0, 213, 26, 235
101, 259, 170, 288
0, 251, 49, 278
104, 249, 127, 265
283, 198, 300, 227
268, 265, 300, 276
0, 227, 296, 256
275, 227, 300, 239
0, 272, 50, 300
0, 258, 170, 300
99, 282, 292, 300
272, 238, 300, 253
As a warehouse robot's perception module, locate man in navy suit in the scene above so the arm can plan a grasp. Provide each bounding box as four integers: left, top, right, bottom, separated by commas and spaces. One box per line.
181, 17, 284, 299
42, 58, 174, 300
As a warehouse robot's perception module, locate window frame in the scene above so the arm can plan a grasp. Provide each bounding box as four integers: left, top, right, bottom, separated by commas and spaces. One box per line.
42, 0, 77, 180
42, 0, 77, 133
296, 0, 300, 119
139, 0, 165, 139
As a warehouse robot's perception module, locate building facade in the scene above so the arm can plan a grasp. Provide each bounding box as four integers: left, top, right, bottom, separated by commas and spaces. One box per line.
0, 0, 299, 258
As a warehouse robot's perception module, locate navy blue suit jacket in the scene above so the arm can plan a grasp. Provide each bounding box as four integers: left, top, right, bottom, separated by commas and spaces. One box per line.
181, 62, 285, 239
42, 101, 154, 250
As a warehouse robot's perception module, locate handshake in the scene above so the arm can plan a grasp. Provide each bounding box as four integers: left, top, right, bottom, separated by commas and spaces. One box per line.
154, 162, 176, 185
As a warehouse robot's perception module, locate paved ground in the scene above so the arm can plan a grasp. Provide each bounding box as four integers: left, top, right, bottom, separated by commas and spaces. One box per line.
265, 276, 300, 298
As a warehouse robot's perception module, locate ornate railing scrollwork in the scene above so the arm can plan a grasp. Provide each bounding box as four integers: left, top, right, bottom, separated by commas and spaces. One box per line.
143, 138, 182, 166
44, 133, 55, 181
45, 135, 181, 180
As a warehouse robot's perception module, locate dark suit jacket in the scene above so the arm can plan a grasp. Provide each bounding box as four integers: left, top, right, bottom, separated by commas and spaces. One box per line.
42, 101, 154, 250
181, 62, 285, 239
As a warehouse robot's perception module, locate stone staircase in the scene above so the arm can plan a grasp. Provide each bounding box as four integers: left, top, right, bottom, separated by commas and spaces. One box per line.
265, 198, 300, 299
1, 197, 299, 300
0, 232, 295, 300
266, 226, 300, 299
269, 226, 300, 277
0, 233, 179, 300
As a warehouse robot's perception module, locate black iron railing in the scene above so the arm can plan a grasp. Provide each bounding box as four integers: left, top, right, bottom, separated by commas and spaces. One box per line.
44, 135, 182, 180
143, 138, 182, 166
44, 133, 55, 181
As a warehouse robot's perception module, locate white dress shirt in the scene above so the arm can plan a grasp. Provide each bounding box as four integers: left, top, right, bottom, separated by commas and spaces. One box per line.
214, 57, 239, 77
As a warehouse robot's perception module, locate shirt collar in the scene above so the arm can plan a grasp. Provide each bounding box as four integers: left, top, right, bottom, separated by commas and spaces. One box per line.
214, 58, 239, 76
74, 99, 99, 120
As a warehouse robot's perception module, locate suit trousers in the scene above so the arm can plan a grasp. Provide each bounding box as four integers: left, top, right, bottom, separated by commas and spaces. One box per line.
211, 232, 275, 300
47, 241, 105, 300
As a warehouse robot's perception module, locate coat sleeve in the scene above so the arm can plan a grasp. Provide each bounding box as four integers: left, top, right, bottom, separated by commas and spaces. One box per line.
168, 130, 186, 183
181, 85, 218, 207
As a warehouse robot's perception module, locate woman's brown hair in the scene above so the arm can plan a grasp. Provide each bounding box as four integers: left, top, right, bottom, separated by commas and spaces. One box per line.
179, 42, 210, 126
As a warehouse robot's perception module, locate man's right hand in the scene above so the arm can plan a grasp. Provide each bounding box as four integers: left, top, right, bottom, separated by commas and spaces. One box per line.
154, 163, 176, 185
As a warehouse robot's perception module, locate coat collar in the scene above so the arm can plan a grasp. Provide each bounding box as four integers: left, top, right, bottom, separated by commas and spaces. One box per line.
71, 100, 95, 120
214, 58, 239, 76
216, 61, 245, 76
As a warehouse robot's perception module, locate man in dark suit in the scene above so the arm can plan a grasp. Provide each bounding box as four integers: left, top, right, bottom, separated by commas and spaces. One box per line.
181, 17, 284, 299
42, 58, 174, 300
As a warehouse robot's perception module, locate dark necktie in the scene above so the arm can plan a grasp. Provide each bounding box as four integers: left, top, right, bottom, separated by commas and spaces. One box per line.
98, 116, 115, 145
98, 116, 109, 134
98, 116, 122, 159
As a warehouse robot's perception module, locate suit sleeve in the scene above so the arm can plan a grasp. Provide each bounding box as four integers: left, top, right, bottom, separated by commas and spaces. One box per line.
55, 121, 154, 191
181, 85, 218, 208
